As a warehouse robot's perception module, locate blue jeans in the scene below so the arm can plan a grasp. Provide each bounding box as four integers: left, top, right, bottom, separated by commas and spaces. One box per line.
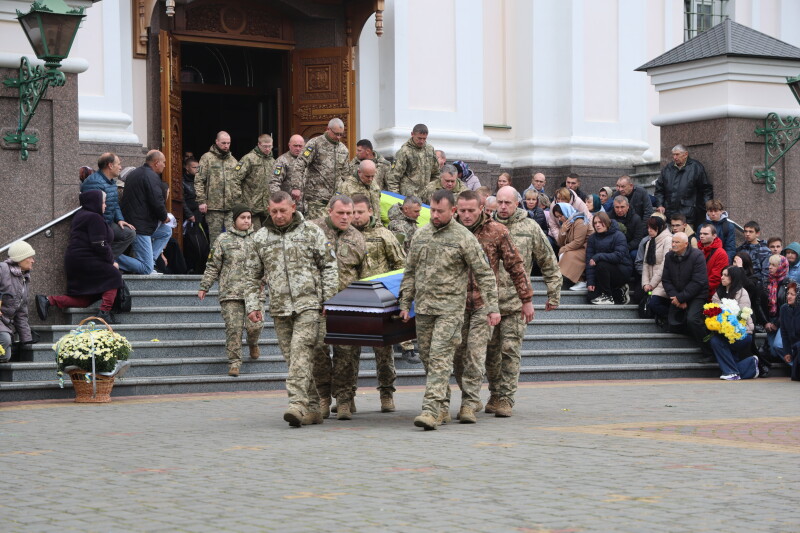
117, 234, 156, 274
151, 223, 172, 263
710, 334, 758, 378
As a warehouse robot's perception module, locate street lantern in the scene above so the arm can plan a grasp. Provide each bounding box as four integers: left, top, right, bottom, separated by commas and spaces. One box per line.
753, 74, 800, 193
788, 75, 800, 107
3, 0, 85, 160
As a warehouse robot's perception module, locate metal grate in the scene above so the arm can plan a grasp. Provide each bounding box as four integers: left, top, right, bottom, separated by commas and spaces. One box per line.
684, 0, 729, 41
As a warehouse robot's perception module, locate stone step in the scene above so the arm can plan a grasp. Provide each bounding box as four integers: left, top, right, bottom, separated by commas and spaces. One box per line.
128, 290, 220, 307
122, 274, 204, 291
520, 334, 698, 351
64, 306, 223, 324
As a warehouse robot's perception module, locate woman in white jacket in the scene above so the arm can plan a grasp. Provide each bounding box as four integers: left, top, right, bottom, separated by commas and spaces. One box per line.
641, 217, 672, 301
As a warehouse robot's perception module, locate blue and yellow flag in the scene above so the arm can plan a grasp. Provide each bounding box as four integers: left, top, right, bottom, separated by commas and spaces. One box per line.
380, 191, 430, 227
361, 268, 415, 317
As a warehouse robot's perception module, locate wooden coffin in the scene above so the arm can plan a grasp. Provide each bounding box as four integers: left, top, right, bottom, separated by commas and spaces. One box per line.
323, 280, 416, 347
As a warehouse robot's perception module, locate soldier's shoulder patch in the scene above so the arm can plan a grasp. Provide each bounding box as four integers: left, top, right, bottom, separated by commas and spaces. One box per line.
326, 241, 336, 259
235, 164, 242, 171
391, 161, 396, 169
273, 166, 282, 175
303, 147, 313, 157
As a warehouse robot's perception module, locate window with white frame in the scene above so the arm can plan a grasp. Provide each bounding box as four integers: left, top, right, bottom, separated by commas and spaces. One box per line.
684, 0, 730, 41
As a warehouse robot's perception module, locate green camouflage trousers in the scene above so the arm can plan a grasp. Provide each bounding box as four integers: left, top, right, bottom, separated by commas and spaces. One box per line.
373, 346, 396, 394
415, 313, 464, 418
312, 322, 361, 403
485, 313, 525, 406
220, 300, 263, 368
446, 308, 492, 410
206, 210, 233, 248
273, 310, 322, 413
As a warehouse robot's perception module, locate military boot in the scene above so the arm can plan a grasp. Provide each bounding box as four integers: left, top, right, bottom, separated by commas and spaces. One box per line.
438, 407, 452, 425
494, 398, 513, 418
337, 401, 352, 420
380, 392, 395, 413
457, 405, 477, 424
413, 412, 438, 431
351, 397, 357, 413
485, 394, 499, 414
228, 365, 240, 377
320, 398, 331, 419
249, 345, 260, 360
283, 406, 304, 427
301, 411, 324, 425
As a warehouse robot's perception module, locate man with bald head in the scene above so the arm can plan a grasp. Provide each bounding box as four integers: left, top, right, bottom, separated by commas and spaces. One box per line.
197, 131, 239, 244
337, 160, 382, 219
272, 134, 305, 202
350, 139, 392, 191
294, 118, 351, 220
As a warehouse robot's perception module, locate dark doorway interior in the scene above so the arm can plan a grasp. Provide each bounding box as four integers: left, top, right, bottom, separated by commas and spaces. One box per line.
180, 42, 288, 160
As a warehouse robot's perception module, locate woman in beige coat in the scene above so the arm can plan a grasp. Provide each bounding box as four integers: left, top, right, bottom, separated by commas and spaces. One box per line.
553, 202, 591, 290
641, 217, 672, 298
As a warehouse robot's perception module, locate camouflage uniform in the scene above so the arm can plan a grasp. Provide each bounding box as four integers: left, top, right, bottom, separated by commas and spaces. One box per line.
293, 134, 351, 220
350, 152, 391, 191
420, 178, 466, 205
399, 218, 499, 421
245, 212, 338, 416
336, 174, 381, 223
234, 146, 275, 230
200, 227, 262, 370
447, 214, 533, 412
387, 139, 440, 198
356, 216, 406, 395
311, 217, 367, 406
196, 144, 239, 245
387, 204, 420, 352
272, 150, 304, 213
487, 208, 562, 405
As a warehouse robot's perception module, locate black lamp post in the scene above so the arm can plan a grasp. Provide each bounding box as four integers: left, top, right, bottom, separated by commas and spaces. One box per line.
3, 0, 85, 161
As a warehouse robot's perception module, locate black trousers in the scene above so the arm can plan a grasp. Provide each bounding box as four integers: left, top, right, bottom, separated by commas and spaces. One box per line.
589, 261, 628, 300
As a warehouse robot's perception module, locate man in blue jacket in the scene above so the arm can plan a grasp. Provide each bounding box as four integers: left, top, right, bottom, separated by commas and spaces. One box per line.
80, 152, 136, 258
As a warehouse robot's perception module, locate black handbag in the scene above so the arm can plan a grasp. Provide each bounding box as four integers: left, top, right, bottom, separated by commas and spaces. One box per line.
112, 280, 132, 314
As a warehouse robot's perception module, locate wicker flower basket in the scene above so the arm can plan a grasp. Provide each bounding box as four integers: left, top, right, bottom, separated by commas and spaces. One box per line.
68, 369, 115, 403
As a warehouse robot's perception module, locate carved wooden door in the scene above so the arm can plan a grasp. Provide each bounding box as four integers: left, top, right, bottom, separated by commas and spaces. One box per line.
159, 30, 184, 244
290, 47, 355, 153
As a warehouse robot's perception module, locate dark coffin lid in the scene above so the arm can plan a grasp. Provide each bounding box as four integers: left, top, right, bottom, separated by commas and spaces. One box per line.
323, 280, 398, 309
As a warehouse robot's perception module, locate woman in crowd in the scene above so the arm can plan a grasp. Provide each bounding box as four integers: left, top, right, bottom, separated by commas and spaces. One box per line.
586, 193, 603, 217
776, 282, 799, 380
641, 216, 672, 308
762, 254, 791, 359
586, 211, 632, 305
36, 190, 123, 324
553, 202, 590, 291
548, 187, 590, 240
708, 266, 758, 380
495, 172, 512, 194
523, 189, 548, 235
0, 241, 35, 362
784, 242, 800, 283
198, 204, 263, 377
732, 252, 767, 328
598, 186, 613, 207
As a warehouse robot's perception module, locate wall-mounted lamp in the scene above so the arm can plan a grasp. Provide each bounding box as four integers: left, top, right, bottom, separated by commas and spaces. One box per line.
3, 0, 85, 161
753, 75, 800, 193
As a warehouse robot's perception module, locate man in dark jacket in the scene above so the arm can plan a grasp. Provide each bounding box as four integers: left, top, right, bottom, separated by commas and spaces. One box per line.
655, 144, 713, 227
609, 175, 653, 220
736, 221, 771, 283
182, 157, 203, 225
608, 195, 645, 261
80, 152, 136, 258
650, 232, 709, 351
118, 150, 170, 274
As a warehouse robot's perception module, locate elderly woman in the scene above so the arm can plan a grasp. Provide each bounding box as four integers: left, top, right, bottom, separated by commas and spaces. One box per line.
586, 211, 633, 305
523, 188, 548, 235
775, 282, 799, 380
709, 266, 758, 380
761, 254, 790, 355
36, 190, 123, 324
552, 202, 590, 291
0, 241, 35, 362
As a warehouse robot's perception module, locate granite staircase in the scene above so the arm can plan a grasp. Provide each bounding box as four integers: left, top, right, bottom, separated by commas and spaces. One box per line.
0, 274, 723, 402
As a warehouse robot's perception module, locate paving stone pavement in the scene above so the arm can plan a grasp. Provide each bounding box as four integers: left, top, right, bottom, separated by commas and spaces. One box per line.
2, 378, 799, 533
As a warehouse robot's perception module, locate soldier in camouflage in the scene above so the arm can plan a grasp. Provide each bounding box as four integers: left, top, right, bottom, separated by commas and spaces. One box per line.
420, 163, 466, 204
234, 134, 275, 230
272, 134, 305, 211
399, 189, 500, 431
449, 190, 534, 424
337, 160, 381, 221
312, 195, 367, 421
198, 205, 263, 377
350, 139, 392, 191
196, 131, 239, 245
486, 186, 562, 417
245, 191, 338, 428
387, 123, 440, 198
351, 194, 405, 412
293, 118, 351, 220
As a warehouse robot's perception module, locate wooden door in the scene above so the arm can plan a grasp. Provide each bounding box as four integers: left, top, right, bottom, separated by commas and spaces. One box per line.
159, 30, 184, 243
290, 47, 355, 152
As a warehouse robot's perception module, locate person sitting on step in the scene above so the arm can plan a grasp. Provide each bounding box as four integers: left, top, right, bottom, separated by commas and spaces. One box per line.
0, 240, 36, 362
552, 202, 590, 291
641, 215, 672, 312
708, 266, 759, 380
585, 211, 632, 305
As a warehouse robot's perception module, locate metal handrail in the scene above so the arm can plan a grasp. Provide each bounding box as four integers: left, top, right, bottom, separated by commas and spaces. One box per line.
0, 207, 80, 255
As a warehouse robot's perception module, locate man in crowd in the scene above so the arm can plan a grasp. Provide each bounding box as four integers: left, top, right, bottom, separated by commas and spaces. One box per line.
399, 189, 500, 430
768, 237, 783, 256
387, 123, 440, 198
245, 191, 337, 427
610, 175, 653, 220
698, 224, 728, 299
234, 134, 275, 230
197, 131, 238, 244
350, 139, 391, 191
563, 173, 588, 202
669, 213, 699, 248
312, 195, 367, 420
421, 163, 465, 204
488, 186, 561, 416
655, 144, 713, 227
80, 152, 136, 259
704, 199, 736, 262
272, 134, 305, 203
609, 195, 645, 260
736, 221, 772, 283
435, 149, 446, 170
118, 150, 170, 275
337, 160, 381, 218
524, 172, 547, 200
351, 194, 406, 413
294, 118, 351, 220
182, 157, 202, 225
448, 190, 533, 424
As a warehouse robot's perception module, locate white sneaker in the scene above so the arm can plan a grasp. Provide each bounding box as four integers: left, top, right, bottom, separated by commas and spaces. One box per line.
569, 281, 587, 291
591, 294, 614, 305
147, 270, 164, 276
720, 374, 741, 381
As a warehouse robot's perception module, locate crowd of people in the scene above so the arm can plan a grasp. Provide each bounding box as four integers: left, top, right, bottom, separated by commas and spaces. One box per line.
2, 122, 798, 426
